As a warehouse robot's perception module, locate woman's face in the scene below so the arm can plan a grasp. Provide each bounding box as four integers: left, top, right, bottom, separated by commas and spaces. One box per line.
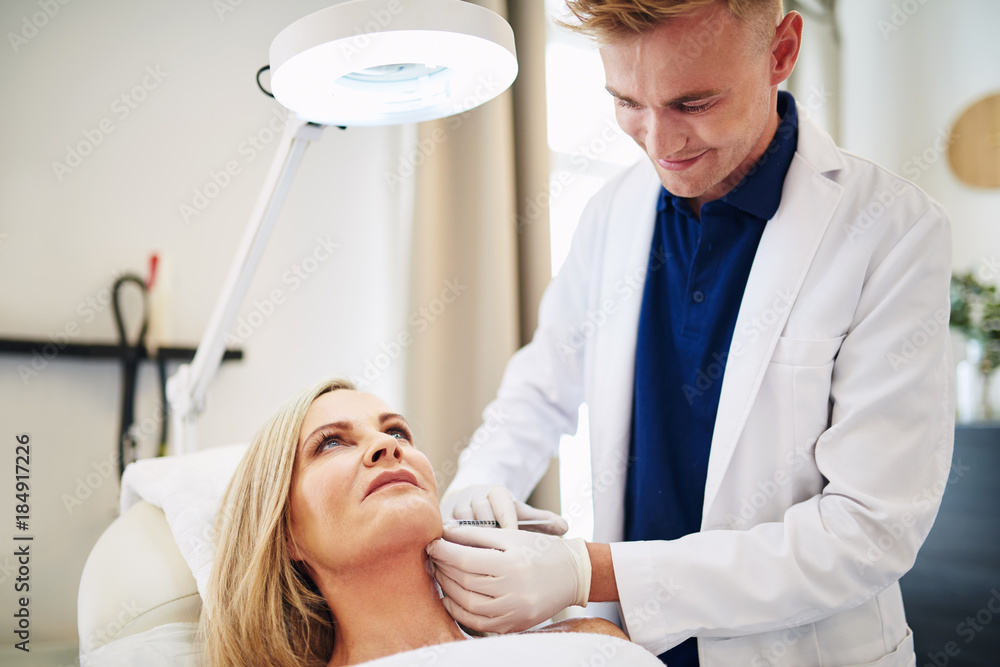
287, 390, 442, 574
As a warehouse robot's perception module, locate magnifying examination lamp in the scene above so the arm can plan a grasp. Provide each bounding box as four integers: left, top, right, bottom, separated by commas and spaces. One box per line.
166, 0, 518, 454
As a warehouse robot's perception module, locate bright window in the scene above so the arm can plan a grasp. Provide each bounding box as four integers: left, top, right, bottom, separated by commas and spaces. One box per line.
545, 0, 644, 540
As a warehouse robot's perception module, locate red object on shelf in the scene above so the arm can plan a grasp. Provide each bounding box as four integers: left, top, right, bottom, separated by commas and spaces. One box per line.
147, 253, 160, 290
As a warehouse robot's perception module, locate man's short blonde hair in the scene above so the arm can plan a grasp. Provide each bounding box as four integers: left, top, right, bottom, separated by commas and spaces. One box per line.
561, 0, 783, 49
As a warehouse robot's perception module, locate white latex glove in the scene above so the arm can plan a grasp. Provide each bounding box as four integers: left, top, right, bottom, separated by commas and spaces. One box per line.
426, 524, 592, 634
439, 484, 569, 535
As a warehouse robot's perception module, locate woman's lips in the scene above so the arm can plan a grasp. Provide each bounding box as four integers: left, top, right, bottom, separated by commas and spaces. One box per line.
365, 469, 419, 498
657, 151, 707, 172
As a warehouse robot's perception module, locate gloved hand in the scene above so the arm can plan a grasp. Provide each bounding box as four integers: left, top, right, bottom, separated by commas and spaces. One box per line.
440, 484, 569, 535
426, 524, 592, 634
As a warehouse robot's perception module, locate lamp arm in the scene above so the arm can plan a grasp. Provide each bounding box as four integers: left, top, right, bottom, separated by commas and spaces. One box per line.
167, 115, 326, 454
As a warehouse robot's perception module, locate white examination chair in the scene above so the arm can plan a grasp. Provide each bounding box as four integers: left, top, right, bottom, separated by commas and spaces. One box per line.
77, 443, 246, 664
77, 500, 202, 654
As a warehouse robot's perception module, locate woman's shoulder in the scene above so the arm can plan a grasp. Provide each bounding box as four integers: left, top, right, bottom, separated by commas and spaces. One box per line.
527, 616, 629, 640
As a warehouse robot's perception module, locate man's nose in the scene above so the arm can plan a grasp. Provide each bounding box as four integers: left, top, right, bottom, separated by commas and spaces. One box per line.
364, 433, 403, 466
645, 112, 687, 159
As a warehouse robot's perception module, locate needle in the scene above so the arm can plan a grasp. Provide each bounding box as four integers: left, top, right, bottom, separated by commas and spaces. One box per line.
447, 519, 555, 527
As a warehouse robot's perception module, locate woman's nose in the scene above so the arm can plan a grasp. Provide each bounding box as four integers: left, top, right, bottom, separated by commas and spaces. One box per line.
364, 433, 402, 466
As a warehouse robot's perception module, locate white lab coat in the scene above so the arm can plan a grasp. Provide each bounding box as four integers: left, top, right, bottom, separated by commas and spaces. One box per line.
447, 107, 954, 666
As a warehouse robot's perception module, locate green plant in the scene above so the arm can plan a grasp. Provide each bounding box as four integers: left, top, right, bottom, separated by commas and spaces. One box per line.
950, 272, 1000, 374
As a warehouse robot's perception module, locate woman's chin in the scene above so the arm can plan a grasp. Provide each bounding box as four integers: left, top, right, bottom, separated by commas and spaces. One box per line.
367, 498, 442, 550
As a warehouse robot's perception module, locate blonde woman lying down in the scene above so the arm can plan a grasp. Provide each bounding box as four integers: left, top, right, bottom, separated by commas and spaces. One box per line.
203, 378, 656, 667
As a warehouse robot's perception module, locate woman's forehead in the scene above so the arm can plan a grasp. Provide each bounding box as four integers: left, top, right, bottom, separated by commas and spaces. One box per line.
301, 390, 396, 431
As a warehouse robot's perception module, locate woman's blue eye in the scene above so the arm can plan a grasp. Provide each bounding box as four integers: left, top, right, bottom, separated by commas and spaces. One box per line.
319, 439, 339, 451
315, 435, 345, 453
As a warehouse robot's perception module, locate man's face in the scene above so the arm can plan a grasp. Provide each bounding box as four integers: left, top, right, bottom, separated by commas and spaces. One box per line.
601, 3, 777, 207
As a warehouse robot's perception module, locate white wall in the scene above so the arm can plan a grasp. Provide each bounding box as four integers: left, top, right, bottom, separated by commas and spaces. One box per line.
0, 0, 410, 657
838, 0, 1000, 276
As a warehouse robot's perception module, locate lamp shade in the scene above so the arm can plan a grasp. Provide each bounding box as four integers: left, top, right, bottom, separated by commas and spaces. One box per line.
269, 0, 518, 126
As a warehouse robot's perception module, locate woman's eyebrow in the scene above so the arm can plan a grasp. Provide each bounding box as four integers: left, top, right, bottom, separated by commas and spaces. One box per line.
299, 415, 407, 450
301, 420, 353, 450
378, 412, 408, 425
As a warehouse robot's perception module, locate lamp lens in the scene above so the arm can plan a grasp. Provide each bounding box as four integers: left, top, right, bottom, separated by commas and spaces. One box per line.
334, 63, 453, 107
342, 63, 447, 84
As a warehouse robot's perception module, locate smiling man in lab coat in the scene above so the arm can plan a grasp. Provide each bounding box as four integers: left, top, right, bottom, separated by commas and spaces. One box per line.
425, 1, 954, 665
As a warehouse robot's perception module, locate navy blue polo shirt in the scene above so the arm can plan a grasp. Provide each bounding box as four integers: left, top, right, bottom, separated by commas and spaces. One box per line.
623, 91, 799, 666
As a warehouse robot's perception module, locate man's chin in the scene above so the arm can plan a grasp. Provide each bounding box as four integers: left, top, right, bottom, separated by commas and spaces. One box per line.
654, 172, 703, 199
648, 159, 691, 193
651, 162, 727, 203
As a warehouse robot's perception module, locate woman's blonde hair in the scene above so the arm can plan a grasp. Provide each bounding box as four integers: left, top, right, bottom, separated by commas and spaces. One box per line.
201, 377, 356, 667
560, 0, 783, 48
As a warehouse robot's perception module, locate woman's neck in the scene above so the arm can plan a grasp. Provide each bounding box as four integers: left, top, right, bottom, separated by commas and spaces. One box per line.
317, 550, 466, 666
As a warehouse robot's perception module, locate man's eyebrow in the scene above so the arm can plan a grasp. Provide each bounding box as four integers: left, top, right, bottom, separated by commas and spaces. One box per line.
605, 85, 641, 106
663, 89, 725, 106
605, 85, 724, 108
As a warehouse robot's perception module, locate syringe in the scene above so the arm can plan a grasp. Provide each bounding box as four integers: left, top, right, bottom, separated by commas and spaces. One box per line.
447, 519, 557, 528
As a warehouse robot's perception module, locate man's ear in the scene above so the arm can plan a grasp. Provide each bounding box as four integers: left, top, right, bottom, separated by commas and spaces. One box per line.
770, 10, 803, 87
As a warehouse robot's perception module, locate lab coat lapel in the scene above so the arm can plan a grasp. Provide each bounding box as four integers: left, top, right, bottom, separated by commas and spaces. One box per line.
701, 124, 845, 519
589, 162, 661, 544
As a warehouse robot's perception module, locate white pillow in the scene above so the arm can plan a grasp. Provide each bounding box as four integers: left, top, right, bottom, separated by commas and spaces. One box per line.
119, 443, 248, 603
